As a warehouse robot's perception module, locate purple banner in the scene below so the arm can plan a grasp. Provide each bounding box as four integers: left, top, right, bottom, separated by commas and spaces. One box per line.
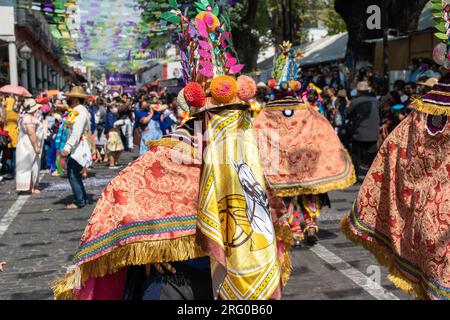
106, 73, 136, 86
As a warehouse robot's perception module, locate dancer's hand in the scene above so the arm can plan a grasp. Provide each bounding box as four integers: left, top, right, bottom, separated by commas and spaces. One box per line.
145, 263, 176, 276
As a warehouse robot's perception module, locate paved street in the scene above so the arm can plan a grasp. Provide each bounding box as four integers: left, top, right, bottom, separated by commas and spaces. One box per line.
0, 151, 411, 300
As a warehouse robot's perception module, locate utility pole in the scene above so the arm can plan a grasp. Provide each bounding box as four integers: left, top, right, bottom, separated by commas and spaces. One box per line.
382, 0, 390, 91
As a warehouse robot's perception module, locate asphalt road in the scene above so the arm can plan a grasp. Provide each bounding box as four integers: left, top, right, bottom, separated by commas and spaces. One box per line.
0, 151, 412, 300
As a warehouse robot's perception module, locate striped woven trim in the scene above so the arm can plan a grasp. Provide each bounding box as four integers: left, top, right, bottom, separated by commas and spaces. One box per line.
349, 203, 450, 300
69, 214, 198, 267
266, 99, 308, 109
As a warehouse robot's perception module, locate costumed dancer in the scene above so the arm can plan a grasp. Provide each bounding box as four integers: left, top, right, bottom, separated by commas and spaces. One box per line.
52, 0, 292, 300
340, 3, 449, 300
254, 41, 356, 246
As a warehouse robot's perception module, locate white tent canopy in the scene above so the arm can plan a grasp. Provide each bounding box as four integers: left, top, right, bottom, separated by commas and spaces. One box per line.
299, 32, 348, 66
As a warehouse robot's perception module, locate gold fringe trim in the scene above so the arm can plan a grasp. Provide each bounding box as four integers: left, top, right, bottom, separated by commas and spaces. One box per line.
52, 235, 205, 300
274, 223, 293, 288
411, 99, 450, 116
280, 248, 292, 287
275, 223, 294, 248
340, 215, 430, 300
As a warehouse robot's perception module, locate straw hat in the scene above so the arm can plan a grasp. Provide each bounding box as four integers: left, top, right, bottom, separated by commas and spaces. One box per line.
257, 82, 268, 89
64, 86, 90, 99
356, 81, 370, 92
337, 89, 347, 98
417, 77, 439, 88
23, 98, 42, 114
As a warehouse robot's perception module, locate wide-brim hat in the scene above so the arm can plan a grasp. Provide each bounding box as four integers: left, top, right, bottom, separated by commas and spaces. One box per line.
356, 81, 370, 92
23, 98, 42, 114
417, 77, 439, 88
64, 86, 90, 99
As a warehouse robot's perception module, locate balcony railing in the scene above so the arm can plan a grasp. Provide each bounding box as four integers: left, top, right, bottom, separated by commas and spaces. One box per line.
15, 7, 60, 54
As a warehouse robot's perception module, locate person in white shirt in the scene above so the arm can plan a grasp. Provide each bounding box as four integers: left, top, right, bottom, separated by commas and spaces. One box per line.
60, 87, 92, 210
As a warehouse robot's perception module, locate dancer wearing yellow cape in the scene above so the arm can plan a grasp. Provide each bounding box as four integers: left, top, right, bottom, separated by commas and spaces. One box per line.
341, 5, 450, 299
52, 0, 291, 300
254, 41, 356, 245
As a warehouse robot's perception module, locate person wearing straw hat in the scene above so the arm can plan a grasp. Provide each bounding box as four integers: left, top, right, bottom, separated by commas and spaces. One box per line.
15, 98, 45, 194
346, 81, 380, 178
60, 86, 92, 210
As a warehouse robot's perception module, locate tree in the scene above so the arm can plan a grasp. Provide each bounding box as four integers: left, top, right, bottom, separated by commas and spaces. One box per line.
321, 0, 346, 35
335, 0, 429, 61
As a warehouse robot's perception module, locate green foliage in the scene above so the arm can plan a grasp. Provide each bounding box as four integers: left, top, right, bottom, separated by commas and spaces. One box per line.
320, 0, 346, 35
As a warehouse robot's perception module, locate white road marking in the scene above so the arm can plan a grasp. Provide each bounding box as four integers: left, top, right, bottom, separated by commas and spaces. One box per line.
0, 173, 45, 239
0, 194, 31, 239
309, 243, 400, 300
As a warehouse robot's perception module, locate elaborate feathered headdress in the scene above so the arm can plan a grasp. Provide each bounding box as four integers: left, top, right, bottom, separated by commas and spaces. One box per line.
268, 41, 303, 94
162, 0, 257, 117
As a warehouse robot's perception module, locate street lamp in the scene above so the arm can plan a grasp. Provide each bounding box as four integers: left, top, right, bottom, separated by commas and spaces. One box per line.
18, 44, 32, 61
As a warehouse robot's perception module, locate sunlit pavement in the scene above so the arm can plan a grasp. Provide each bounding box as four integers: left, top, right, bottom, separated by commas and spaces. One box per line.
0, 151, 411, 300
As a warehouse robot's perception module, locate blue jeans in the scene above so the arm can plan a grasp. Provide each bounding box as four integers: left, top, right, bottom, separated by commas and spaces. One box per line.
2, 148, 16, 176
67, 157, 88, 208
46, 140, 57, 172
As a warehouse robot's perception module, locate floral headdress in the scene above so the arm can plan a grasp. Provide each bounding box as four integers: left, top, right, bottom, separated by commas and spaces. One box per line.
431, 0, 450, 68
162, 0, 257, 116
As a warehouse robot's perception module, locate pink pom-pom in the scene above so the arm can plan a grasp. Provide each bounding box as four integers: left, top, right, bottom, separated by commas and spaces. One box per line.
237, 75, 257, 101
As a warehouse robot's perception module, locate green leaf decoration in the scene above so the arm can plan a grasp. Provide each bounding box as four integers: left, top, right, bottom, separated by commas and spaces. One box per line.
436, 22, 447, 33
434, 32, 449, 41
431, 0, 443, 10
194, 1, 206, 10
201, 0, 210, 7
160, 12, 180, 25
212, 4, 220, 16
168, 0, 178, 9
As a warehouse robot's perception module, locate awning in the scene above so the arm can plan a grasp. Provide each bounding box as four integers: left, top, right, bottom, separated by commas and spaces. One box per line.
299, 32, 348, 66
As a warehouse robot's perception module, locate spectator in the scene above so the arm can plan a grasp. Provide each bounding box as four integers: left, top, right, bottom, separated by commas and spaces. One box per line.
1, 94, 20, 178
92, 98, 108, 163
346, 81, 380, 178
105, 101, 124, 169
16, 99, 44, 194
137, 100, 163, 155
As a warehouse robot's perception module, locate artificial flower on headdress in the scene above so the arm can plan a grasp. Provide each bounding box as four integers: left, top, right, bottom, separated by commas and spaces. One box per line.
162, 0, 257, 116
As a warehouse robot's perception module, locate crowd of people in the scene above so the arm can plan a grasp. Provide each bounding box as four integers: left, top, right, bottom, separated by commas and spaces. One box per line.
0, 86, 180, 208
